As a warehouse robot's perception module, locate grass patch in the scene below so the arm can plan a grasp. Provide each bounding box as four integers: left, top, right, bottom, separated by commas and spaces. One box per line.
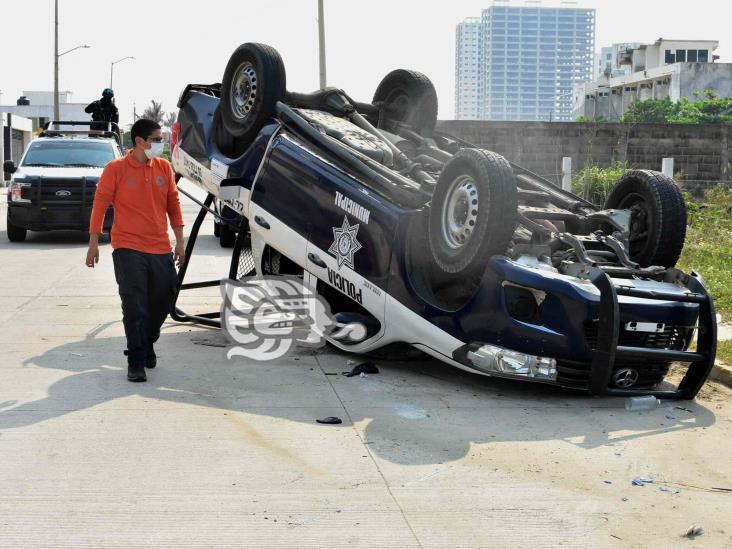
571, 162, 629, 205
677, 186, 732, 319
717, 340, 732, 365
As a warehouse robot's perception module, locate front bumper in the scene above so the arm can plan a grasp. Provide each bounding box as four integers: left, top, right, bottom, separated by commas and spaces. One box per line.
450, 265, 716, 400
8, 203, 113, 232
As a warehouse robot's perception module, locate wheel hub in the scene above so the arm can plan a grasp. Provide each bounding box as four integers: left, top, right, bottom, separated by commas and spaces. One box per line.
230, 63, 258, 120
613, 367, 639, 388
441, 175, 479, 249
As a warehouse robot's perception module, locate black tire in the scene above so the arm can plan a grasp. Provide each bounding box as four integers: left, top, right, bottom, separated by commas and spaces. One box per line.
372, 69, 438, 134
7, 215, 27, 242
219, 222, 236, 248
220, 43, 286, 144
218, 205, 238, 248
604, 170, 686, 267
428, 149, 517, 277
213, 201, 221, 237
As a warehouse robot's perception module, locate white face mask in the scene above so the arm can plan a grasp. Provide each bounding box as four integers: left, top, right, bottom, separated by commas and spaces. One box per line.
144, 142, 165, 159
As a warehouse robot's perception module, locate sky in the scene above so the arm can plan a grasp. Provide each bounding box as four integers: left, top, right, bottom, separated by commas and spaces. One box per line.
0, 0, 729, 126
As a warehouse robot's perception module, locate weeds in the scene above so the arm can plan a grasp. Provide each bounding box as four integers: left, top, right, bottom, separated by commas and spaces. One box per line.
717, 340, 732, 365
573, 165, 731, 318
571, 162, 630, 205
677, 185, 732, 319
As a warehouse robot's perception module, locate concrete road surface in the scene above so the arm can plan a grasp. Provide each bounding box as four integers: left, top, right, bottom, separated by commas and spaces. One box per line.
1, 181, 730, 548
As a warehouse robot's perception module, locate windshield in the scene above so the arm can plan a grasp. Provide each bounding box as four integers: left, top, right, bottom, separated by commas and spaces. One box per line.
21, 141, 116, 168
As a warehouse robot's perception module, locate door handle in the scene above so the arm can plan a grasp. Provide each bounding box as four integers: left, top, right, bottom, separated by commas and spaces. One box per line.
254, 215, 270, 230
307, 253, 327, 268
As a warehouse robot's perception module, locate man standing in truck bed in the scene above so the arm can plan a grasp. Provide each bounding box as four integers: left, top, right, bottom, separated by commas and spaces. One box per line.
85, 118, 185, 382
85, 88, 119, 132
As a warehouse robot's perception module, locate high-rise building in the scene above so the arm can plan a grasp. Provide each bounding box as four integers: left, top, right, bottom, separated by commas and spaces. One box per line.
455, 3, 596, 121
455, 18, 484, 120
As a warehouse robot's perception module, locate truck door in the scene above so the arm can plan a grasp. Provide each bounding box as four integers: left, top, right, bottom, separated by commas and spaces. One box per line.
304, 164, 397, 322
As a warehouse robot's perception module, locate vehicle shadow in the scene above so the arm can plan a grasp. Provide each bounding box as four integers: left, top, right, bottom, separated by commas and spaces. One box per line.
0, 229, 93, 249
0, 328, 718, 466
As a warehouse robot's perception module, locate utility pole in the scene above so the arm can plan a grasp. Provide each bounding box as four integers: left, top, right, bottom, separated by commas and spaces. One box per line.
53, 0, 59, 122
318, 0, 327, 89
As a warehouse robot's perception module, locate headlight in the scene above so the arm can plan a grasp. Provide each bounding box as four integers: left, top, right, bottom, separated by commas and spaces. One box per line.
8, 181, 31, 203
466, 345, 557, 381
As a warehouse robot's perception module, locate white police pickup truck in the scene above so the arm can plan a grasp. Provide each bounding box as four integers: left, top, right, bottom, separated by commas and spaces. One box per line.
4, 121, 122, 242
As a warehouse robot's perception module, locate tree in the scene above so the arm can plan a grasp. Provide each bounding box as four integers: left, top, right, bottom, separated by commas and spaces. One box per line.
622, 90, 732, 124
670, 90, 732, 124
140, 100, 165, 125
163, 111, 177, 129
622, 97, 678, 123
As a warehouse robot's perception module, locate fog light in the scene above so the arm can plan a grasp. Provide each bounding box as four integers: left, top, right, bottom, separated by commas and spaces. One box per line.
503, 282, 545, 325
466, 345, 557, 380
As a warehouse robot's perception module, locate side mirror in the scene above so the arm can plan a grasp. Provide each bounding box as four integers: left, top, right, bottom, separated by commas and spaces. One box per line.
3, 160, 16, 174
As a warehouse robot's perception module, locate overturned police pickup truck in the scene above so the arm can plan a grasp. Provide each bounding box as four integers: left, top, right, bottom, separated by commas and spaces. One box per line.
171, 42, 717, 399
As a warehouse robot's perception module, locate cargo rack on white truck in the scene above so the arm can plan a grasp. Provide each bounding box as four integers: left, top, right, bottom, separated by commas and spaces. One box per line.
42, 120, 122, 147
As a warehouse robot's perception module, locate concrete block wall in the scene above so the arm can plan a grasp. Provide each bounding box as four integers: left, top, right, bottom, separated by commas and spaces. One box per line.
438, 121, 732, 196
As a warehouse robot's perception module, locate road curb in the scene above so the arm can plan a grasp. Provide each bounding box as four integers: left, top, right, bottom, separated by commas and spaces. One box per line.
710, 361, 732, 388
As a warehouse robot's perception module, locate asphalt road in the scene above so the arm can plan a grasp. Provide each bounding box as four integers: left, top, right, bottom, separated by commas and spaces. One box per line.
0, 181, 730, 548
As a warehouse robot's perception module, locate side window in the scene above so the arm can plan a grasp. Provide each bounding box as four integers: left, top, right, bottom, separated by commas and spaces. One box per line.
698, 50, 709, 62
688, 49, 698, 62
676, 49, 686, 62
665, 50, 675, 64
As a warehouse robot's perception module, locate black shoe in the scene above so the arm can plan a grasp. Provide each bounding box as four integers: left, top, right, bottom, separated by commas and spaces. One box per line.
125, 348, 156, 370
127, 363, 147, 382
146, 345, 157, 369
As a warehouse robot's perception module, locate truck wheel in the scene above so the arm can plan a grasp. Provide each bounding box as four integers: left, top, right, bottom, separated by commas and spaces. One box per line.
218, 205, 238, 248
220, 43, 286, 145
428, 149, 517, 277
6, 215, 27, 242
372, 69, 438, 134
219, 223, 236, 248
604, 170, 686, 267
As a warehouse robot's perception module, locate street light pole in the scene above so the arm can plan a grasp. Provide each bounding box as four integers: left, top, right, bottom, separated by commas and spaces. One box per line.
318, 0, 326, 89
110, 56, 135, 89
52, 1, 90, 124
53, 0, 59, 121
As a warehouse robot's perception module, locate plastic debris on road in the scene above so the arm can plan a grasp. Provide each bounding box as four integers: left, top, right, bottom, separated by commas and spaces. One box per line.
603, 480, 613, 485
683, 525, 704, 538
343, 361, 380, 377
625, 396, 660, 411
632, 477, 654, 486
316, 416, 343, 425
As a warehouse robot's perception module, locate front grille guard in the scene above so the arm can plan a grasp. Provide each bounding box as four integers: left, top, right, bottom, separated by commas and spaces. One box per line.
587, 266, 717, 399
24, 175, 97, 208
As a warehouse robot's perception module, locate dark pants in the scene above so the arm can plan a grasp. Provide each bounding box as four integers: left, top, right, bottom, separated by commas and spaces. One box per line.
112, 249, 178, 366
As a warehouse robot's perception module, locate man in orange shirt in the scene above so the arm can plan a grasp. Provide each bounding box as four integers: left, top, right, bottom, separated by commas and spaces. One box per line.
86, 119, 185, 382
